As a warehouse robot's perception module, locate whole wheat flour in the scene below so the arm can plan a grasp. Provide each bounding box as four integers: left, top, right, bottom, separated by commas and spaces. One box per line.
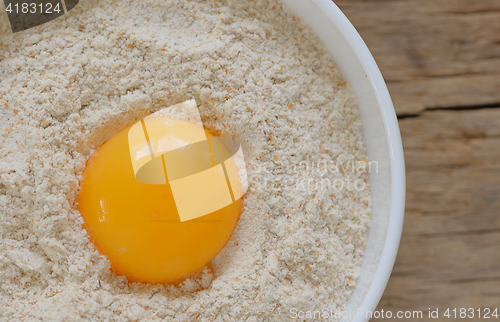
0, 0, 371, 320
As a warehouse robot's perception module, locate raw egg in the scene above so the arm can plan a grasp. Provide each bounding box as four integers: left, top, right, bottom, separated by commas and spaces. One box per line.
77, 117, 243, 284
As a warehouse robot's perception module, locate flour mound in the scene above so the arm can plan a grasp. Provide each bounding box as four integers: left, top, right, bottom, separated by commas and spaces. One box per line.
0, 0, 371, 320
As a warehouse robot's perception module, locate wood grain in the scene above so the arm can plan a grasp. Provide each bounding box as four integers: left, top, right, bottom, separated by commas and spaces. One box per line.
335, 0, 500, 320
378, 111, 500, 321
336, 0, 500, 115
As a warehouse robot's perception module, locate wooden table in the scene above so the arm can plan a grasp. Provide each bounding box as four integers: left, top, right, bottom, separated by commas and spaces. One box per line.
335, 1, 500, 320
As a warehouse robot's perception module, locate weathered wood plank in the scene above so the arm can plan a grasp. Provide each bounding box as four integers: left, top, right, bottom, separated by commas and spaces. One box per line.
376, 278, 500, 321
334, 1, 500, 317
336, 0, 500, 79
392, 232, 500, 282
372, 108, 500, 319
400, 103, 500, 235
336, 0, 500, 115
388, 75, 500, 115
399, 108, 500, 144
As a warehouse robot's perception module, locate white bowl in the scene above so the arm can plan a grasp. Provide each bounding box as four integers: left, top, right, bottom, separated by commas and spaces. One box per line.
281, 0, 406, 320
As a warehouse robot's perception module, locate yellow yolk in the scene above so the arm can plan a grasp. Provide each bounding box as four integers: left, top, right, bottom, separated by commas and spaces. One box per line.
77, 119, 242, 284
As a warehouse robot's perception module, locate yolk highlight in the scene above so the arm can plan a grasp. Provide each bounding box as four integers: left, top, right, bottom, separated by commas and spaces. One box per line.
77, 119, 242, 284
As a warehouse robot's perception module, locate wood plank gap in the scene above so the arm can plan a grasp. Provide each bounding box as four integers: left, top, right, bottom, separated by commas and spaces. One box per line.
398, 102, 500, 119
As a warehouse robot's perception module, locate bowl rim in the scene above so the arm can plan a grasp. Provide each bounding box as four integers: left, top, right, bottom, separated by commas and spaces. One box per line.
311, 0, 406, 319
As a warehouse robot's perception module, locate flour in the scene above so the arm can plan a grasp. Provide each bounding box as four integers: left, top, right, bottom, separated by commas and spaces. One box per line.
0, 0, 371, 320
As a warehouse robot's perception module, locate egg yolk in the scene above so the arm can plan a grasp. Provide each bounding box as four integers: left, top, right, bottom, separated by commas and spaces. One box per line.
77, 118, 242, 284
